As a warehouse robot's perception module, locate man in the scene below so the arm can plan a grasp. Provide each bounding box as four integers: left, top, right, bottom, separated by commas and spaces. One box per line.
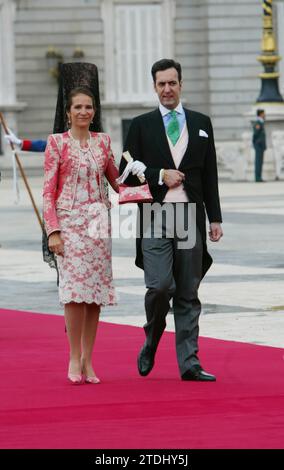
252, 109, 266, 182
119, 59, 223, 381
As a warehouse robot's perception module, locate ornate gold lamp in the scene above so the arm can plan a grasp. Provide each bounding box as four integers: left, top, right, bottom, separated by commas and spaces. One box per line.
257, 0, 283, 102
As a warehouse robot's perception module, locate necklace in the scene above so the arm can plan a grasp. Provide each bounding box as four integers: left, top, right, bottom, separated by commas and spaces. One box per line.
69, 130, 91, 152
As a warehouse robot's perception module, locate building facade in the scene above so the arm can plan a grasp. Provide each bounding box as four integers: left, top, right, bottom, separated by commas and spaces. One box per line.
1, 0, 284, 174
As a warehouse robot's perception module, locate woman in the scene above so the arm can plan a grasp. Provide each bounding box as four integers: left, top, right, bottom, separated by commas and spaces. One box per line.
43, 87, 119, 384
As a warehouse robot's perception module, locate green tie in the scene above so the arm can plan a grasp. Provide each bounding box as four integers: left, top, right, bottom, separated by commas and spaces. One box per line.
167, 110, 180, 146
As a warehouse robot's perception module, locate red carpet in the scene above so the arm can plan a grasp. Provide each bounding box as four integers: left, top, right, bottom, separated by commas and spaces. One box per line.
0, 308, 284, 449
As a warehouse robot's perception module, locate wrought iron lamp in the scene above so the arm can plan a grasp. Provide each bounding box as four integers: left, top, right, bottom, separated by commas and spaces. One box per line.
45, 47, 63, 80
45, 47, 85, 81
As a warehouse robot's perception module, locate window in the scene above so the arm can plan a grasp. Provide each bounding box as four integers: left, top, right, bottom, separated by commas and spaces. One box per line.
115, 4, 162, 102
121, 118, 132, 145
102, 0, 174, 103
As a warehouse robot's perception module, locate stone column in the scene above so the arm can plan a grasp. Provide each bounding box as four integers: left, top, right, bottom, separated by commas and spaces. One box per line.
0, 0, 26, 170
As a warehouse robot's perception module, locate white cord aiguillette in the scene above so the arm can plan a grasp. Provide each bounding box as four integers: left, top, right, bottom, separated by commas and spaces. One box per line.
11, 149, 20, 204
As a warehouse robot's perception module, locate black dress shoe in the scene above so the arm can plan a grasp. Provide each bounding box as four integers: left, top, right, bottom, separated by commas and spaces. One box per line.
137, 343, 155, 376
182, 365, 216, 382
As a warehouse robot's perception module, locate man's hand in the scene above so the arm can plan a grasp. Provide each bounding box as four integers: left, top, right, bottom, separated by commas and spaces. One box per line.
48, 231, 64, 256
209, 222, 223, 242
4, 128, 22, 148
163, 169, 185, 188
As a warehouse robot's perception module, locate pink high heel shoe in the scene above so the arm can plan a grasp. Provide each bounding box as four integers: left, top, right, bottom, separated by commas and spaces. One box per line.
84, 375, 101, 384
81, 362, 101, 384
68, 373, 83, 385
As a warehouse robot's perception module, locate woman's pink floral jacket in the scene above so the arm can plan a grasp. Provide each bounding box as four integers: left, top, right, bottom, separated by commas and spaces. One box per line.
43, 131, 119, 237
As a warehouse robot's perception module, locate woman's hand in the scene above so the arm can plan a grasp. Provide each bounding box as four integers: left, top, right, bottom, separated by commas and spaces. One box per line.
48, 231, 64, 256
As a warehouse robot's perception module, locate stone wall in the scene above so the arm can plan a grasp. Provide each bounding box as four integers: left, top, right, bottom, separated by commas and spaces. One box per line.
175, 0, 209, 115
207, 0, 262, 140
13, 0, 265, 143
15, 0, 103, 139
1, 0, 282, 180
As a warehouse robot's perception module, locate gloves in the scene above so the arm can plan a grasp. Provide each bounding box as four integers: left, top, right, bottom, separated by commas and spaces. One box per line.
4, 128, 22, 148
131, 160, 147, 178
116, 158, 147, 185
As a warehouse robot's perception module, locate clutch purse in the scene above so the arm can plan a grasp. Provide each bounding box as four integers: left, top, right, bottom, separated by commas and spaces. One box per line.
118, 182, 153, 204
117, 151, 153, 205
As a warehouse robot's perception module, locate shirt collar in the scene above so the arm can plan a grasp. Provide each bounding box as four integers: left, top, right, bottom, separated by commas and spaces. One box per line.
159, 102, 183, 117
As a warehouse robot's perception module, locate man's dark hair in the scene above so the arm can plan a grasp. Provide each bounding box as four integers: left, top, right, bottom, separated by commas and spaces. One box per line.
257, 109, 265, 116
151, 59, 182, 83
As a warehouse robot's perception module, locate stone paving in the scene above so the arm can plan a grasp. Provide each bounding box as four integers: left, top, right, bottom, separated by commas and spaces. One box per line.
0, 173, 284, 348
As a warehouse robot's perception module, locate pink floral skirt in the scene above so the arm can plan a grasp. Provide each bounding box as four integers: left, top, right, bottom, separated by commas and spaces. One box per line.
56, 204, 116, 306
